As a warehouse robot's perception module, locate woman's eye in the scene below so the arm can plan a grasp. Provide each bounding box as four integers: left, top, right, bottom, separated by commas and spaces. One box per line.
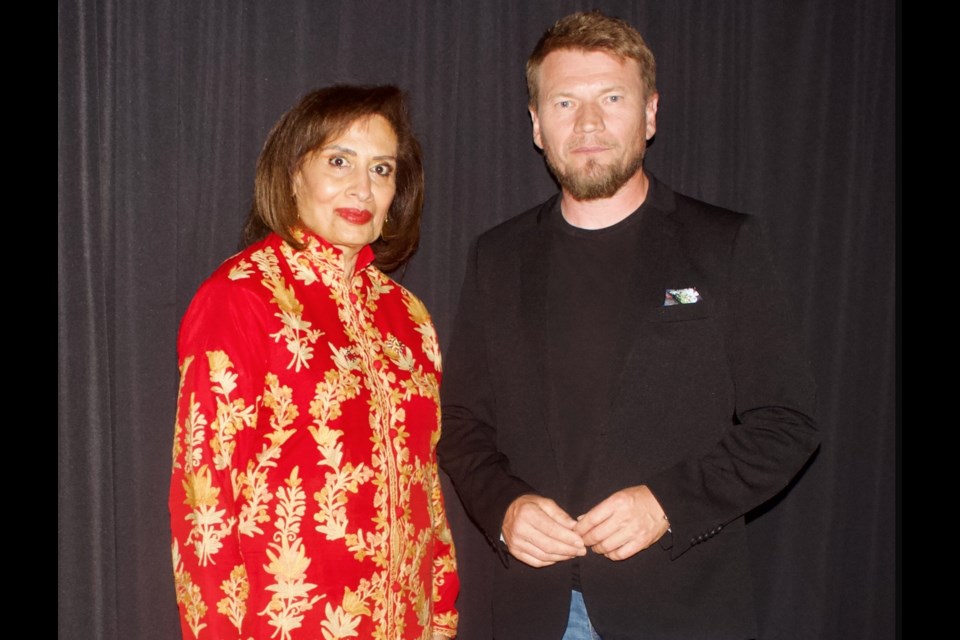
373, 164, 394, 178
329, 156, 349, 168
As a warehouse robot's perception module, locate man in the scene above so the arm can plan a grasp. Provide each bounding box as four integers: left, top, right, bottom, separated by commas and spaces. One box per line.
438, 11, 818, 640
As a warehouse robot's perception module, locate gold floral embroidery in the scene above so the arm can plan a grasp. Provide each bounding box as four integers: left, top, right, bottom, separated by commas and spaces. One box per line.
171, 357, 193, 470
183, 464, 235, 566
309, 358, 376, 542
252, 247, 324, 372
383, 335, 440, 407
309, 346, 362, 426
207, 351, 258, 471
217, 564, 249, 631
184, 393, 208, 473
228, 259, 254, 280
341, 583, 374, 617
282, 244, 320, 286
235, 374, 298, 538
311, 436, 375, 541
293, 237, 352, 292
320, 602, 362, 640
366, 275, 394, 305
433, 611, 459, 633
259, 467, 322, 640
404, 294, 442, 372
250, 246, 282, 279
382, 336, 417, 374
173, 540, 208, 638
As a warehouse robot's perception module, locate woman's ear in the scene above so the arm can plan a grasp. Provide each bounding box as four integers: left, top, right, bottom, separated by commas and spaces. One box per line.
291, 169, 303, 199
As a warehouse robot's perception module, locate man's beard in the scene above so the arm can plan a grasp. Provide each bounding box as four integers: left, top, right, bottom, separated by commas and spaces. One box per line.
545, 143, 646, 201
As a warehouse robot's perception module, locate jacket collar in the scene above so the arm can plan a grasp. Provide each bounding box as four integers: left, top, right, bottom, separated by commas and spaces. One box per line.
289, 226, 376, 277
531, 171, 678, 228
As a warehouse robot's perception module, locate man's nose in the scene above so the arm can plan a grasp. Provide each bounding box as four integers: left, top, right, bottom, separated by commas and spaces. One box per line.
574, 103, 605, 134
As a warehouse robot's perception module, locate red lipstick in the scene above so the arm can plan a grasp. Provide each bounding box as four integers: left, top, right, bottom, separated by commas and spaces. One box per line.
335, 208, 373, 224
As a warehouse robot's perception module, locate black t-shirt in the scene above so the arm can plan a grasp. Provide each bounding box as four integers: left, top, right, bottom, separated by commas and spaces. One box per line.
544, 201, 646, 588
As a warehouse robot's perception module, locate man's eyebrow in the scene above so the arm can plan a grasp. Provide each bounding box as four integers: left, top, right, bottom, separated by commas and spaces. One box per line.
548, 84, 631, 98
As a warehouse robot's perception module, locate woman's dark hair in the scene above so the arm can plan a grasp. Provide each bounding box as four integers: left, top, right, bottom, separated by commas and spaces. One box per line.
242, 85, 424, 273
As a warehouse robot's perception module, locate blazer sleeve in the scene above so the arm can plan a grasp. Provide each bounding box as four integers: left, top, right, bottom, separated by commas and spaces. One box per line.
644, 215, 819, 559
438, 238, 537, 549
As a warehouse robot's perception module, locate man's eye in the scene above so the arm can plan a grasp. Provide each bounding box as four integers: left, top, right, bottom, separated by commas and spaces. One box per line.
607, 95, 622, 103
558, 100, 572, 109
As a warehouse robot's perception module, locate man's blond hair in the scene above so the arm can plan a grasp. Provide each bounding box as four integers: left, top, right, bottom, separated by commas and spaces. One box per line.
526, 10, 657, 108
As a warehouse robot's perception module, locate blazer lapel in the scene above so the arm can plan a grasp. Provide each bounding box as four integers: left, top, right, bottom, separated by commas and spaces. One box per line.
602, 183, 686, 430
518, 199, 566, 479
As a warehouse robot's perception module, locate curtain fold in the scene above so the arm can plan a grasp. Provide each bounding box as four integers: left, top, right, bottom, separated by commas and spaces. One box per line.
59, 1, 119, 637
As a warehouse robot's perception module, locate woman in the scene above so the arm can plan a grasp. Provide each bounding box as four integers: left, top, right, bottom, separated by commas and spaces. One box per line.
169, 86, 458, 640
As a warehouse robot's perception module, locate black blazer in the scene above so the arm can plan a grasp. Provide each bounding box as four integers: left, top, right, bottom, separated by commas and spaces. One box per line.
439, 175, 819, 640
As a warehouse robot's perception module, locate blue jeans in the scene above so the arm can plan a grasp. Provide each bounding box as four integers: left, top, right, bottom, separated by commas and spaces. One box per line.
562, 590, 602, 640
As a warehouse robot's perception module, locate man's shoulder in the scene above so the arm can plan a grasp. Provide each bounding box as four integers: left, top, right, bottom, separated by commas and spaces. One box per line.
643, 182, 768, 270
470, 180, 759, 253
474, 194, 559, 248
654, 179, 752, 235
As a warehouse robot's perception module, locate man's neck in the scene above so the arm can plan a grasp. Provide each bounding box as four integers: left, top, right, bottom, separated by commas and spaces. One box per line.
560, 170, 650, 230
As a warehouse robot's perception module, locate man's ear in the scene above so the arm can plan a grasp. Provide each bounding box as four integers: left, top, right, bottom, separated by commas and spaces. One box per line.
644, 93, 659, 141
529, 106, 544, 150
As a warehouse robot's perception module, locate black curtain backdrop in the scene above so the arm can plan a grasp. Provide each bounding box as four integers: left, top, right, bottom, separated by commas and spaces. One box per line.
58, 1, 896, 638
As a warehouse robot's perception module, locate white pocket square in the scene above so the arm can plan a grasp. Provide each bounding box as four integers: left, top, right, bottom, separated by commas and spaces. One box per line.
664, 287, 702, 306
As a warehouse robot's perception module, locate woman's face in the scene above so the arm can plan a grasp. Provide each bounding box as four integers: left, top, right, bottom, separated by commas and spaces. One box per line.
293, 114, 398, 260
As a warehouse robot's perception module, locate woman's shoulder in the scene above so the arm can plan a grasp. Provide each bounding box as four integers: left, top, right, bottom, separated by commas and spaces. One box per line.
367, 268, 431, 310
181, 236, 283, 328
367, 269, 443, 373
197, 235, 284, 296
366, 269, 439, 337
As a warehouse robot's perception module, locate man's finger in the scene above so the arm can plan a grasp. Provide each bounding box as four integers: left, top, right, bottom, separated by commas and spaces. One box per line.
503, 494, 586, 566
573, 502, 616, 544
512, 513, 585, 559
538, 499, 579, 529
579, 516, 620, 547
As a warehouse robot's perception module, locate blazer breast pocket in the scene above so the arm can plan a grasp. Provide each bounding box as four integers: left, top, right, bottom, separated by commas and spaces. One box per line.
646, 299, 712, 323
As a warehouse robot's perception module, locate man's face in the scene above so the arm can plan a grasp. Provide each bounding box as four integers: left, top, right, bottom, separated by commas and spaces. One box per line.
530, 49, 658, 201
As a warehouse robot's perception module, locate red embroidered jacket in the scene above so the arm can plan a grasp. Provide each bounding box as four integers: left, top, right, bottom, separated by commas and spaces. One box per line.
170, 230, 458, 639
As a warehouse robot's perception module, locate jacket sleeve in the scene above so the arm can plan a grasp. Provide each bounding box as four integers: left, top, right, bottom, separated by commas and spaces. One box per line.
645, 215, 819, 558
169, 278, 267, 638
438, 239, 538, 550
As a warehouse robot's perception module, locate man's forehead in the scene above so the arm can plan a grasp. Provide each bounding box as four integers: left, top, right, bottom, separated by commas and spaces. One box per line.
546, 46, 630, 65
538, 49, 644, 91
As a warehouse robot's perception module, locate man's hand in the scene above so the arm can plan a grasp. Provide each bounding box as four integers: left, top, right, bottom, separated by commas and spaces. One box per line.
501, 494, 586, 567
574, 485, 669, 561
